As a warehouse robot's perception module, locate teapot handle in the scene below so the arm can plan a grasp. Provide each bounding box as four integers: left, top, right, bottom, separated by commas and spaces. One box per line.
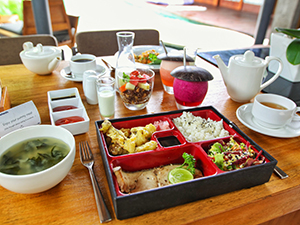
260, 56, 283, 90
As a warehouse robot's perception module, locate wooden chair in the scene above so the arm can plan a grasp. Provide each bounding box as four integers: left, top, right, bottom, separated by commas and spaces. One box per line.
0, 34, 58, 65
22, 0, 79, 48
219, 0, 243, 11
75, 29, 160, 56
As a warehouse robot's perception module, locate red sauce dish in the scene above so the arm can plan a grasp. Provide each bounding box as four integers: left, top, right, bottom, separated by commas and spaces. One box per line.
55, 116, 84, 126
53, 105, 77, 112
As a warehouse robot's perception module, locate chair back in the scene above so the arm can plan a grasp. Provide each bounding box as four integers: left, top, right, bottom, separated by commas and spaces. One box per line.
22, 0, 78, 48
0, 34, 58, 65
75, 29, 160, 56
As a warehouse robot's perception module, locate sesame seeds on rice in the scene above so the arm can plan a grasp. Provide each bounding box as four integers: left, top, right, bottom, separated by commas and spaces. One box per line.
173, 111, 229, 142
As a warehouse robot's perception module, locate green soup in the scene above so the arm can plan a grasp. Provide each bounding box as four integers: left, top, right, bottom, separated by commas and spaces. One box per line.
0, 137, 70, 175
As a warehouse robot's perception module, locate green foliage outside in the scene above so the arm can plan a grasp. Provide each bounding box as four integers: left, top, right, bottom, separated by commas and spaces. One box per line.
275, 27, 300, 65
0, 0, 23, 20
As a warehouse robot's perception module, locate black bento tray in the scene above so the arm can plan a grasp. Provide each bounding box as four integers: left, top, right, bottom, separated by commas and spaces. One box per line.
95, 106, 277, 220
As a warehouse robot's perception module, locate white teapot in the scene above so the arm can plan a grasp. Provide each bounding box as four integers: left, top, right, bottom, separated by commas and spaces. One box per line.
213, 50, 283, 103
19, 42, 61, 75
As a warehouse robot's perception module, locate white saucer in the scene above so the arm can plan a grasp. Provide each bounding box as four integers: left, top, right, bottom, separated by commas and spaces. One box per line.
236, 103, 300, 138
60, 64, 106, 82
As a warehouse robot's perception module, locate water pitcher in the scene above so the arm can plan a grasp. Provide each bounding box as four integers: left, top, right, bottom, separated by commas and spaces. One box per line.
115, 31, 136, 93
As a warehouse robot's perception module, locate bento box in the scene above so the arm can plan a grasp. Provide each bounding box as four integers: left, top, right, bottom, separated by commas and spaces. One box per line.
48, 88, 89, 135
95, 106, 277, 220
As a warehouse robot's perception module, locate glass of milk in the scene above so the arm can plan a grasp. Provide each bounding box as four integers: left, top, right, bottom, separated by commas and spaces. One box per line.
96, 77, 115, 119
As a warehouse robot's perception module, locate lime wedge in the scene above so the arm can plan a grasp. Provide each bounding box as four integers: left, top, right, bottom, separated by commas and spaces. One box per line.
168, 168, 194, 184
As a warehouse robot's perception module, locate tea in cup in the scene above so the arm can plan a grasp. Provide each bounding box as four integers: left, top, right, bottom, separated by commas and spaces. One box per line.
70, 54, 96, 77
252, 94, 300, 129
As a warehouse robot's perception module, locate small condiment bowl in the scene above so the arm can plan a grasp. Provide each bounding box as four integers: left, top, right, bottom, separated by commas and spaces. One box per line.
0, 125, 75, 194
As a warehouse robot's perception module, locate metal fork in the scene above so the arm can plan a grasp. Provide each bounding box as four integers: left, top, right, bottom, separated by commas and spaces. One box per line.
79, 141, 112, 223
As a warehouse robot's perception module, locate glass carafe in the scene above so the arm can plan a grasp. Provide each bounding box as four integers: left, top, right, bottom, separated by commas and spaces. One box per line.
115, 31, 136, 93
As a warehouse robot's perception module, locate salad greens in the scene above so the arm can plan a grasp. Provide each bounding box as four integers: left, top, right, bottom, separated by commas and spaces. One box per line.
207, 137, 265, 171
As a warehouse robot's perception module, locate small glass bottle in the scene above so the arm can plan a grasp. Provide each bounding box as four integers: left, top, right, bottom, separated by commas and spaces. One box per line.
115, 31, 136, 93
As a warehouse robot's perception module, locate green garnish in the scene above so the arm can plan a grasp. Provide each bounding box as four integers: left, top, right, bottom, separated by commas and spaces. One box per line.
148, 53, 157, 62
122, 72, 130, 83
148, 53, 161, 65
178, 152, 196, 174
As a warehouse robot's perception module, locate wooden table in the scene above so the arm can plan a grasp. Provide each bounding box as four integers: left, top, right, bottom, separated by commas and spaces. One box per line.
1, 57, 300, 225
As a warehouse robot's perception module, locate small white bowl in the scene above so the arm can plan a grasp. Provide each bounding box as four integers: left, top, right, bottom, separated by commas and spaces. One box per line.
0, 125, 75, 194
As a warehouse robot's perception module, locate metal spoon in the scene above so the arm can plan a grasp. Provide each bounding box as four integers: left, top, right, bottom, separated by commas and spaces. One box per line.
101, 59, 115, 78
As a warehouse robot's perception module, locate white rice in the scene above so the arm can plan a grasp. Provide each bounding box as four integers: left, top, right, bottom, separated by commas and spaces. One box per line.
173, 111, 229, 142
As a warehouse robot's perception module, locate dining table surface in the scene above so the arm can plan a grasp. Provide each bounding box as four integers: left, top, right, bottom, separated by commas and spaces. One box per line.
1, 51, 300, 225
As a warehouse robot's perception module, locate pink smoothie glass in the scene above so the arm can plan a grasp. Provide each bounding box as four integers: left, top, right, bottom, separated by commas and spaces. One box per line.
171, 66, 213, 109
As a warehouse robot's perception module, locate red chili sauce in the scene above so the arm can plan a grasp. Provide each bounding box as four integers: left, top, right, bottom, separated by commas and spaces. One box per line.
55, 116, 84, 126
53, 105, 77, 112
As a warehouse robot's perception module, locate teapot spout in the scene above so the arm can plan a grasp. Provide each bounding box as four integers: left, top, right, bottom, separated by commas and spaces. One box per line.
48, 57, 61, 72
213, 54, 229, 79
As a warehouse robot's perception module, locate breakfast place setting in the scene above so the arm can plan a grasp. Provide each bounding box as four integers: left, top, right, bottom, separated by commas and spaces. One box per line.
0, 27, 300, 224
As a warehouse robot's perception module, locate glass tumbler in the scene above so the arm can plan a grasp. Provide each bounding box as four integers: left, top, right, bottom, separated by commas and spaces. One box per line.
96, 77, 116, 119
117, 68, 155, 110
160, 60, 184, 94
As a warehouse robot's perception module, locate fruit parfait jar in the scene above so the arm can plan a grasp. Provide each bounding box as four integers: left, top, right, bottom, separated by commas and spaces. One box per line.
117, 68, 155, 110
158, 52, 194, 95
171, 66, 213, 109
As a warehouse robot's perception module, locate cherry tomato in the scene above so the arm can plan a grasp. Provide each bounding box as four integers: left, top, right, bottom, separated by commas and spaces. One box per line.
138, 74, 150, 83
129, 74, 139, 86
55, 116, 84, 126
130, 70, 140, 76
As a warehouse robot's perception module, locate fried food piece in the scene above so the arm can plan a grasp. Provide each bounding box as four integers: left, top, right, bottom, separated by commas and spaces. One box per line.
100, 120, 128, 155
100, 120, 157, 155
113, 164, 203, 194
120, 128, 130, 137
130, 124, 156, 146
135, 140, 158, 152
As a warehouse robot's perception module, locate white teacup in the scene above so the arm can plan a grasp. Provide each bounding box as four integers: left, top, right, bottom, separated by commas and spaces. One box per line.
252, 94, 300, 129
70, 54, 96, 77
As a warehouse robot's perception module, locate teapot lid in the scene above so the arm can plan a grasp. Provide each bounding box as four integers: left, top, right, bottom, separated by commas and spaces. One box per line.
21, 42, 60, 58
232, 50, 263, 66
